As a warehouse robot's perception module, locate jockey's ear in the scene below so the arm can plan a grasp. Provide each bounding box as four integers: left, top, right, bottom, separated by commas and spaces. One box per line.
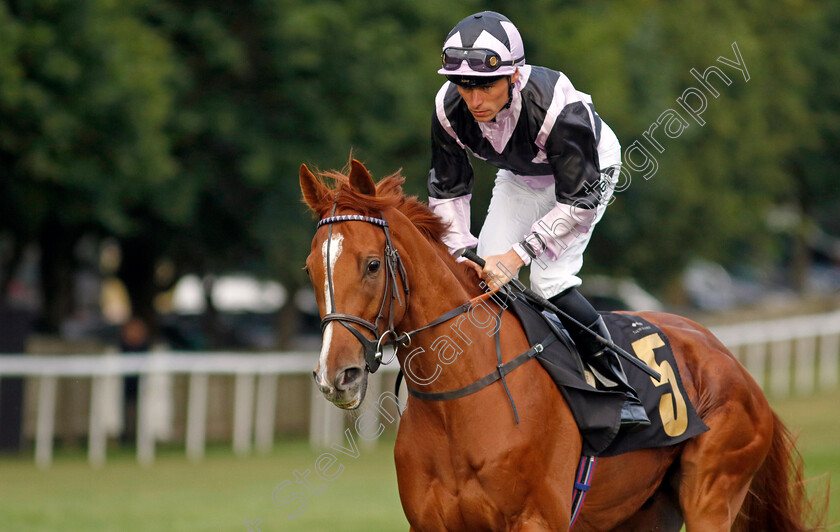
512, 68, 520, 84
300, 164, 331, 215
349, 159, 376, 197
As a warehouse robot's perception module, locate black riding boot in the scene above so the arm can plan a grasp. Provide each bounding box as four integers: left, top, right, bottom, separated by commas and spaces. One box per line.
549, 289, 651, 432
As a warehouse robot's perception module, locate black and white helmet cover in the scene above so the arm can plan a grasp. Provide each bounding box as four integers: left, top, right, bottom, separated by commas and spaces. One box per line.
438, 11, 526, 82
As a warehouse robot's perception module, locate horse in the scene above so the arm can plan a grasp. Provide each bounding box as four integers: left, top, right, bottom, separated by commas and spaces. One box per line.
300, 159, 823, 531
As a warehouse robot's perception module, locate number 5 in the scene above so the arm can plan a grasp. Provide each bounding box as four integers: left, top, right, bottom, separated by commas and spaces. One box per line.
631, 333, 688, 437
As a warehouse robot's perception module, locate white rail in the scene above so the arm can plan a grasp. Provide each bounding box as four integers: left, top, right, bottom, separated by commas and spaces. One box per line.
1, 309, 838, 468
710, 310, 840, 397
0, 352, 399, 468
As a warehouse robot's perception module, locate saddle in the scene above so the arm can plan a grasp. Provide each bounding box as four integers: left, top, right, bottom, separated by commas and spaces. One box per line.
506, 294, 708, 457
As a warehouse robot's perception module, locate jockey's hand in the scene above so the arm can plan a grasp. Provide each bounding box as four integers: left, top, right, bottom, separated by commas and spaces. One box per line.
482, 248, 525, 292
461, 258, 484, 280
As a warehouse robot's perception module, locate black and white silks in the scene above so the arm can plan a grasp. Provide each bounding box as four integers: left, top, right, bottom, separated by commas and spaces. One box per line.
428, 65, 621, 265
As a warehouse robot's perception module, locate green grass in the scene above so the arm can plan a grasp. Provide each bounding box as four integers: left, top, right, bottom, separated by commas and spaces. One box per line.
0, 440, 408, 532
770, 390, 840, 529
0, 391, 837, 531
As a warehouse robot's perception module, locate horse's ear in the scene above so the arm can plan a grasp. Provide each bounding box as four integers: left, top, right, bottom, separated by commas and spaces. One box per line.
300, 164, 330, 214
348, 159, 376, 197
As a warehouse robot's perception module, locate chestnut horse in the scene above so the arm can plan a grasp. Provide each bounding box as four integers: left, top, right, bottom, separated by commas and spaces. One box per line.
301, 160, 822, 531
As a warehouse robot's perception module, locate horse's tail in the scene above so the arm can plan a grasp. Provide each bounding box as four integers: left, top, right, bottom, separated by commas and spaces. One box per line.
733, 412, 828, 532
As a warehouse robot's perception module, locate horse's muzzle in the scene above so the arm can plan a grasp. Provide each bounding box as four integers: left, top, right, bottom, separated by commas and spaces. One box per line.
313, 365, 368, 409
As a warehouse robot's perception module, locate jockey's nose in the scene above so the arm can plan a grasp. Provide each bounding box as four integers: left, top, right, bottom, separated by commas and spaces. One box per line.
335, 366, 364, 391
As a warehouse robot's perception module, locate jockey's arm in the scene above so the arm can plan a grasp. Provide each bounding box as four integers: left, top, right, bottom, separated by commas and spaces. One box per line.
428, 110, 480, 260
510, 100, 602, 269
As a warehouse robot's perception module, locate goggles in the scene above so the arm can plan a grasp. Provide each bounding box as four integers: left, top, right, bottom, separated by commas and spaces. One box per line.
441, 47, 523, 73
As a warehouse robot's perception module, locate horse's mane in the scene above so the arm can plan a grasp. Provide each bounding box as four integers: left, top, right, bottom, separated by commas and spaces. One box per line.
311, 165, 480, 293
318, 168, 449, 245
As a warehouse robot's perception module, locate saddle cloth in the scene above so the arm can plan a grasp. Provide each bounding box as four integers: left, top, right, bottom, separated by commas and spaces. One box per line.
507, 295, 709, 457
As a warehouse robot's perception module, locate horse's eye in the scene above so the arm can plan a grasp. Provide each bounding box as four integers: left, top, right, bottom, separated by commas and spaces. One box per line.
367, 260, 381, 274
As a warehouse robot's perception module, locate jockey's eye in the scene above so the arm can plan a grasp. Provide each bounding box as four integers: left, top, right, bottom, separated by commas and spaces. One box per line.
366, 260, 381, 275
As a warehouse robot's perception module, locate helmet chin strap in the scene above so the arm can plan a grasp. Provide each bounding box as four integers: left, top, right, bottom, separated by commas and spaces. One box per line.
502, 75, 514, 110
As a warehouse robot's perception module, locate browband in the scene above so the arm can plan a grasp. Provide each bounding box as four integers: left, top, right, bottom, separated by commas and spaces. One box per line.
318, 215, 388, 228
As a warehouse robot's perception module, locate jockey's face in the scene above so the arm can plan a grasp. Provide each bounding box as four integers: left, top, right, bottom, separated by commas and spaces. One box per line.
456, 70, 519, 122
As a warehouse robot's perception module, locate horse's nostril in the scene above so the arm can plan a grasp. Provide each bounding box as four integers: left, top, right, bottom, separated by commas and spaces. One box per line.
313, 370, 333, 394
344, 367, 362, 384
336, 366, 364, 391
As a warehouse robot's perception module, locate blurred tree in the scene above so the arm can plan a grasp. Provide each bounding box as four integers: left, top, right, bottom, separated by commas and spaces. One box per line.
0, 0, 178, 330
0, 0, 837, 342
250, 0, 473, 345
500, 0, 826, 292
786, 0, 840, 289
132, 0, 277, 337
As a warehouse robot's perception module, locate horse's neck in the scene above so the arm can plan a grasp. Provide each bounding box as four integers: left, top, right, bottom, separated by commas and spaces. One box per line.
396, 236, 477, 334
394, 228, 522, 403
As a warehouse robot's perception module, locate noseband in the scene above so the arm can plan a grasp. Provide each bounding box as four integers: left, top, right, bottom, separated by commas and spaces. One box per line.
318, 209, 410, 373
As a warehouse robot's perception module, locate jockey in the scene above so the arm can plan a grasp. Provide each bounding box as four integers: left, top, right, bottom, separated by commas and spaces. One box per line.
428, 11, 650, 430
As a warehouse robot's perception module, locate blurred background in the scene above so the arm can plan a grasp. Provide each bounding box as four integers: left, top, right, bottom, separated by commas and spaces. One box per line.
0, 0, 838, 530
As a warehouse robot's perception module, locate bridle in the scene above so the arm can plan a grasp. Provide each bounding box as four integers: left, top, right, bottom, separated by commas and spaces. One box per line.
315, 206, 559, 426
316, 206, 503, 375
318, 207, 410, 373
